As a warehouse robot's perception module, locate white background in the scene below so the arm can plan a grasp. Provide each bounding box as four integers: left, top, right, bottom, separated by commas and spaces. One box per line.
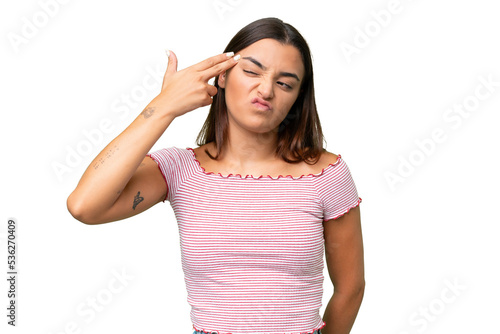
1, 0, 499, 333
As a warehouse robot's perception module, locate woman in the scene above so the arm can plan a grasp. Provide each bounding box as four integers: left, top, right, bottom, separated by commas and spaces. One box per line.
67, 17, 364, 334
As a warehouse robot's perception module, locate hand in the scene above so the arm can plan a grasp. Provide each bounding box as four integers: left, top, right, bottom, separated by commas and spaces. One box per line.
156, 50, 240, 118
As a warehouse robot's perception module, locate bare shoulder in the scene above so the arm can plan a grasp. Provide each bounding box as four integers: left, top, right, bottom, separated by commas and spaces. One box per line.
319, 150, 339, 166
300, 150, 339, 175
192, 143, 213, 165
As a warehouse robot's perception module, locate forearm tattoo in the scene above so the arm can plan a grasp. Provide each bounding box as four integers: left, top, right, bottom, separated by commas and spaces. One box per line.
133, 191, 144, 210
141, 106, 155, 119
93, 145, 119, 170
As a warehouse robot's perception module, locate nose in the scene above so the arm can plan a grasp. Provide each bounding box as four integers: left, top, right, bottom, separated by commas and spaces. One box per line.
257, 77, 274, 100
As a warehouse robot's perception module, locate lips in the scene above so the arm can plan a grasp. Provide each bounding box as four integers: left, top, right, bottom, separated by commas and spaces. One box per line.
251, 97, 272, 111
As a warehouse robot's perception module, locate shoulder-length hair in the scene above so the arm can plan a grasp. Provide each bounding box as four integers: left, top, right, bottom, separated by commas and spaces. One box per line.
195, 17, 326, 164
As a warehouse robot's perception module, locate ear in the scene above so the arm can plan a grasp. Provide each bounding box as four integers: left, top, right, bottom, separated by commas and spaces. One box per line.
218, 71, 226, 88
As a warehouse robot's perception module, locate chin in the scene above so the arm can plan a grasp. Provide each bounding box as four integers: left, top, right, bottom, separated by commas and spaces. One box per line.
247, 122, 280, 135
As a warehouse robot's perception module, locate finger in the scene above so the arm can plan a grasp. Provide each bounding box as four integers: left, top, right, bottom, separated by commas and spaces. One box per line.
206, 84, 218, 97
162, 50, 178, 90
166, 50, 178, 75
194, 52, 236, 72
201, 54, 240, 82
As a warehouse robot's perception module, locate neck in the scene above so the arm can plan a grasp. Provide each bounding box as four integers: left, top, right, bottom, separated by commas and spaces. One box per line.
217, 123, 280, 167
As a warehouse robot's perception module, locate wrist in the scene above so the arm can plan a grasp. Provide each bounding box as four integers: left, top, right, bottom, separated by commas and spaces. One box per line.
143, 95, 179, 121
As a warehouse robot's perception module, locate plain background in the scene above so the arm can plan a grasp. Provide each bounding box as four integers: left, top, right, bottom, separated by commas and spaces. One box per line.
1, 0, 499, 333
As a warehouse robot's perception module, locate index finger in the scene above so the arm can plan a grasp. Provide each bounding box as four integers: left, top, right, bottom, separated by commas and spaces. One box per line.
200, 54, 241, 81
194, 52, 236, 71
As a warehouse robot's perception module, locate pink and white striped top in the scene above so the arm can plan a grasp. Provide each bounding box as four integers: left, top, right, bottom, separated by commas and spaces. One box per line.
147, 147, 362, 334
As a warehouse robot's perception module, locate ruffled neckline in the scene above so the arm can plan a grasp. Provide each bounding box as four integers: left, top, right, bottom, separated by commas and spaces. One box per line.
185, 147, 342, 180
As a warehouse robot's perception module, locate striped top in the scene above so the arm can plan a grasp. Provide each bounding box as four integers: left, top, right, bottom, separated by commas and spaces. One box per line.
147, 147, 362, 334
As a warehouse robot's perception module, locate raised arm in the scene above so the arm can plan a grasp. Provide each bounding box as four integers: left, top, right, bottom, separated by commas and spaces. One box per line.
67, 51, 240, 224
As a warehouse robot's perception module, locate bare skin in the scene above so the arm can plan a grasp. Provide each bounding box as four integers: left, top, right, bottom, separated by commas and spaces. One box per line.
193, 141, 339, 178
217, 39, 306, 167
67, 38, 364, 334
193, 41, 364, 334
193, 38, 341, 178
322, 205, 365, 334
67, 50, 241, 224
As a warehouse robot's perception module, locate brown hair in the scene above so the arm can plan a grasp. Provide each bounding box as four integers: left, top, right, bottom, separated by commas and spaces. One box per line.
195, 17, 326, 164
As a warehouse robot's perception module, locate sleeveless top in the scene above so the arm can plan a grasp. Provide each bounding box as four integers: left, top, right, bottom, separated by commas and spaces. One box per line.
147, 147, 362, 334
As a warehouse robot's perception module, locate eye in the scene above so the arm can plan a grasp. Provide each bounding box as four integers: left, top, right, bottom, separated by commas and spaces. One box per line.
243, 70, 258, 75
277, 81, 293, 90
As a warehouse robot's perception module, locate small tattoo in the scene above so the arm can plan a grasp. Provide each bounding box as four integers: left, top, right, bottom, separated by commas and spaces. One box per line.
133, 191, 144, 210
141, 107, 155, 119
93, 145, 119, 170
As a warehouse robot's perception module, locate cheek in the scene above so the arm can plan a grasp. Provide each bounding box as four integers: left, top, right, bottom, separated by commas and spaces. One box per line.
225, 73, 240, 94
279, 93, 300, 114
225, 75, 253, 107
224, 86, 239, 111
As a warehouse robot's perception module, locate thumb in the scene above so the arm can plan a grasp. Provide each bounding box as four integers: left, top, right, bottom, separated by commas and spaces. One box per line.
161, 50, 178, 91
165, 50, 178, 75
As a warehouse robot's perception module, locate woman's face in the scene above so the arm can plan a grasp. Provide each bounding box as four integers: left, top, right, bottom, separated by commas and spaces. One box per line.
219, 38, 305, 134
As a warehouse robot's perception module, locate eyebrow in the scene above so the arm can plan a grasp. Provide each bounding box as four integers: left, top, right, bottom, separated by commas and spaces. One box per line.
242, 56, 301, 82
